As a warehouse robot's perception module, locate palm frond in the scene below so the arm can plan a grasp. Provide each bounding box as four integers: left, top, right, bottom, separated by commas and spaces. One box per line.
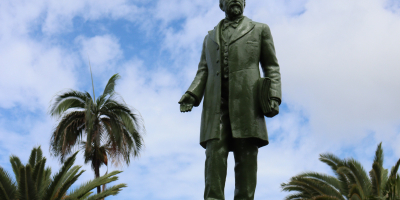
78, 191, 93, 199
370, 161, 383, 197
102, 74, 120, 98
383, 158, 400, 198
0, 166, 17, 200
54, 169, 85, 200
34, 159, 46, 199
298, 172, 346, 200
282, 183, 311, 193
50, 111, 85, 162
66, 170, 122, 199
32, 163, 41, 185
368, 143, 385, 198
114, 108, 143, 140
52, 165, 84, 199
10, 156, 23, 182
28, 147, 38, 168
38, 167, 52, 199
44, 167, 52, 184
85, 183, 126, 200
380, 168, 388, 197
320, 153, 346, 174
32, 158, 45, 190
312, 195, 342, 200
283, 183, 319, 198
35, 146, 43, 166
284, 142, 400, 200
100, 107, 144, 166
42, 151, 78, 200
18, 165, 37, 200
84, 99, 97, 152
100, 114, 124, 165
96, 74, 121, 109
389, 158, 400, 179
297, 177, 343, 197
373, 143, 384, 170
96, 93, 112, 112
282, 177, 328, 197
50, 90, 92, 118
103, 100, 143, 130
59, 166, 82, 185
348, 183, 364, 200
396, 175, 400, 198
283, 192, 312, 200
348, 193, 362, 200
337, 166, 358, 187
342, 158, 370, 198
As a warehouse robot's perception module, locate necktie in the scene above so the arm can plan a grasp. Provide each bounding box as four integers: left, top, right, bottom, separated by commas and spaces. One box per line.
223, 18, 242, 30
223, 21, 239, 30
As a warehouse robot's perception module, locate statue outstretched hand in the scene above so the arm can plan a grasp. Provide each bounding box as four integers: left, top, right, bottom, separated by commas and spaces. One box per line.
179, 93, 196, 112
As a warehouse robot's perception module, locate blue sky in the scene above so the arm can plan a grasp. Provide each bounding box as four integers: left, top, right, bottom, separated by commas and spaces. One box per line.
0, 0, 400, 199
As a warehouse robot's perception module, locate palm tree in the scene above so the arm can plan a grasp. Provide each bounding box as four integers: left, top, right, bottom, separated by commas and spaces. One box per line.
281, 142, 400, 200
49, 73, 145, 194
0, 146, 126, 200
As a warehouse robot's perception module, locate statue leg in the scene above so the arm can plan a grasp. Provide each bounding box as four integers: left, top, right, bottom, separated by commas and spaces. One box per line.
204, 98, 231, 200
232, 139, 258, 200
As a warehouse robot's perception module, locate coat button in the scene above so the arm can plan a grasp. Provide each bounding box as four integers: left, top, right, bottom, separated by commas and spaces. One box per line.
216, 60, 219, 63
216, 72, 220, 76
217, 46, 219, 50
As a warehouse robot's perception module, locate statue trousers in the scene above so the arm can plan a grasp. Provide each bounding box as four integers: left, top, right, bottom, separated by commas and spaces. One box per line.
204, 80, 259, 200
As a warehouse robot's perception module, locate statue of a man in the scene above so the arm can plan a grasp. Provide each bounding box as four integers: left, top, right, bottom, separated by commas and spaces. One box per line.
179, 0, 281, 199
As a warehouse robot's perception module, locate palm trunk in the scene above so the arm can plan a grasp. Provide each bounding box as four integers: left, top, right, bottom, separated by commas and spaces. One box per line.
94, 125, 101, 194
95, 160, 101, 194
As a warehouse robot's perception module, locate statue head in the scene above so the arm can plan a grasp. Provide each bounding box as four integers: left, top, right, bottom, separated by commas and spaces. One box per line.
219, 0, 246, 19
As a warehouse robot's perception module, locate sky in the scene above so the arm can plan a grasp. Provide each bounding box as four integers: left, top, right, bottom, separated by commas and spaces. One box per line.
0, 0, 400, 199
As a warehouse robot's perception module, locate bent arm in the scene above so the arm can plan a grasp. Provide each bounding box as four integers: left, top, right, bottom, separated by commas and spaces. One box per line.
186, 36, 209, 106
260, 24, 282, 104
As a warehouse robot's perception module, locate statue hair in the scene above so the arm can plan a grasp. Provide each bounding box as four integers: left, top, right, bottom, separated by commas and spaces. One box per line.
219, 0, 246, 11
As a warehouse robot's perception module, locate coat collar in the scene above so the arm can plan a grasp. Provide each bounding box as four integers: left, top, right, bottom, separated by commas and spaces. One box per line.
208, 16, 255, 46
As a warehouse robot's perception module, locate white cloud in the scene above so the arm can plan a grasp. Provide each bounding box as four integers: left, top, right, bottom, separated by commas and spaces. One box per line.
0, 37, 77, 110
0, 0, 46, 37
0, 0, 146, 36
268, 0, 400, 143
42, 0, 144, 34
76, 34, 123, 73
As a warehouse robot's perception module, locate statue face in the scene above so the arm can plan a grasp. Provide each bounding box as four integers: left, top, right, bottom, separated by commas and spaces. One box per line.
220, 0, 245, 17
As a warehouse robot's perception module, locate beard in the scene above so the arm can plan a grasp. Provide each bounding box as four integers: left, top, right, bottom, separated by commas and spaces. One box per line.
227, 4, 243, 16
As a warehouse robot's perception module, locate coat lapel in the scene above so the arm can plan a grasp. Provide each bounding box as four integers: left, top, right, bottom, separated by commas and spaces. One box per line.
229, 16, 255, 45
209, 19, 223, 47
208, 17, 255, 46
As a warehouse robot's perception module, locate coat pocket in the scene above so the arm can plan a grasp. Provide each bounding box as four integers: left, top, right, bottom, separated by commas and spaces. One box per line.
245, 41, 259, 60
246, 41, 259, 46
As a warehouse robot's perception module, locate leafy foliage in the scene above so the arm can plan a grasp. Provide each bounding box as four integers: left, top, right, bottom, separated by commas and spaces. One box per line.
49, 73, 145, 193
281, 142, 400, 200
0, 146, 126, 200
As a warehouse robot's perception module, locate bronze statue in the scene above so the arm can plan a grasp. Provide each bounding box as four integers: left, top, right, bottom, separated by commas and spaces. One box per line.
179, 0, 281, 199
